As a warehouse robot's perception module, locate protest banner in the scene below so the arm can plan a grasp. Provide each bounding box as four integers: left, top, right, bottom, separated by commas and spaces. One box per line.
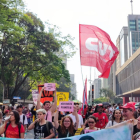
56, 92, 69, 105
59, 101, 74, 112
75, 128, 83, 135
32, 90, 39, 105
44, 83, 55, 91
38, 85, 54, 103
1, 121, 132, 140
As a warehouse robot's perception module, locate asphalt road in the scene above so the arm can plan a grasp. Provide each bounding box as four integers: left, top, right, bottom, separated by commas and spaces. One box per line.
26, 129, 34, 139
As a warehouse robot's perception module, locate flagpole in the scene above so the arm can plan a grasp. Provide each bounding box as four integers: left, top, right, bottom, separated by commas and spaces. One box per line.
90, 67, 92, 106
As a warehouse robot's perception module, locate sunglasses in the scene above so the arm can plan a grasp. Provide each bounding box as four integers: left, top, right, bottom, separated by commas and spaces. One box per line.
88, 121, 95, 124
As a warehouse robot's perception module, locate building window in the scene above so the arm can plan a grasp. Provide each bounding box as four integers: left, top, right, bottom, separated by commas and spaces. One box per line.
129, 20, 136, 31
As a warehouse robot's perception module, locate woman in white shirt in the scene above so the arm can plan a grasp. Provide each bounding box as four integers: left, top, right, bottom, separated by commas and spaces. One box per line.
106, 109, 122, 128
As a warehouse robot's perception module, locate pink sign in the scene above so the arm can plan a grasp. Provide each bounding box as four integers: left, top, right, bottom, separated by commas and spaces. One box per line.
44, 83, 55, 91
32, 90, 39, 105
84, 129, 97, 133
59, 101, 74, 112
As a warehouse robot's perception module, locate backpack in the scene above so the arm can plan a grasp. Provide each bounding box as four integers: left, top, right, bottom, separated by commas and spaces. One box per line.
23, 115, 25, 125
135, 132, 140, 140
5, 122, 22, 138
46, 121, 57, 138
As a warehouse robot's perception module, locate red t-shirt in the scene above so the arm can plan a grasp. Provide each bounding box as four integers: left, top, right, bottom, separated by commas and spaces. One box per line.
93, 113, 108, 129
5, 123, 25, 138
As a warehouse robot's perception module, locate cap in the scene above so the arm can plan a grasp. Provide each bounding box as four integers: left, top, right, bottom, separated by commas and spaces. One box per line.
120, 103, 136, 111
5, 110, 9, 114
16, 104, 23, 109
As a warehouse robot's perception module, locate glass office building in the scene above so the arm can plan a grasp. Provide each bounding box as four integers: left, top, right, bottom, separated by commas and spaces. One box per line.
128, 15, 140, 56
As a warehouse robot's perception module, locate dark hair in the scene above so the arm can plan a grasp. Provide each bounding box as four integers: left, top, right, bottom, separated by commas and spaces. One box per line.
87, 115, 97, 122
112, 110, 122, 122
74, 103, 79, 105
11, 110, 20, 124
17, 104, 23, 109
43, 101, 50, 106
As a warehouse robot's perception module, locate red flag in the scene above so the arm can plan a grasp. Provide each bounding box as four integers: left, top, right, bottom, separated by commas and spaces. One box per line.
79, 24, 119, 78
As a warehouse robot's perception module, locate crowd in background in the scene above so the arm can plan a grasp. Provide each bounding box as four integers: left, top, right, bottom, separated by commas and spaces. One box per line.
0, 88, 140, 139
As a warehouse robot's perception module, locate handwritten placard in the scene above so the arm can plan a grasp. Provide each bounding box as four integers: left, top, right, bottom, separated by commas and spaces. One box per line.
84, 129, 97, 134
44, 83, 55, 91
32, 90, 39, 105
59, 101, 74, 112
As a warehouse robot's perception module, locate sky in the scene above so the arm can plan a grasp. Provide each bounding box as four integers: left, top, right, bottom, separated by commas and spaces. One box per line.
24, 0, 140, 101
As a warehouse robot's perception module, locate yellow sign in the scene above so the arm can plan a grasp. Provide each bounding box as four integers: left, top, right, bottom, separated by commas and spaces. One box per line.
56, 92, 69, 105
75, 128, 83, 135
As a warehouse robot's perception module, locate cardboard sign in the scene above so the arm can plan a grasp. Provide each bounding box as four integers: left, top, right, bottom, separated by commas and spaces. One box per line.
38, 85, 54, 102
32, 90, 39, 105
75, 128, 83, 135
84, 129, 97, 134
44, 83, 55, 91
56, 92, 69, 105
59, 101, 74, 112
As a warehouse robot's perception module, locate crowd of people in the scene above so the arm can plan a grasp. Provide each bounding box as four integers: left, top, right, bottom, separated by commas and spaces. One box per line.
0, 88, 140, 139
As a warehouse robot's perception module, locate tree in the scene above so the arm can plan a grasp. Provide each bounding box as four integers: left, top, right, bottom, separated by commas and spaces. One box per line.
0, 1, 75, 100
99, 88, 123, 104
93, 97, 108, 104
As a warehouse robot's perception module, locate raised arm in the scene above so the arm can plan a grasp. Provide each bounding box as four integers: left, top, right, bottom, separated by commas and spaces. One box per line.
0, 120, 9, 135
74, 106, 79, 130
37, 87, 44, 110
51, 88, 57, 113
54, 107, 59, 129
28, 118, 40, 130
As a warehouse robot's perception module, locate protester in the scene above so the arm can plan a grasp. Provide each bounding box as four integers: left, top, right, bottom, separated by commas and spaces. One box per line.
9, 106, 14, 114
120, 103, 138, 135
37, 87, 57, 122
116, 103, 121, 110
0, 111, 3, 126
0, 110, 25, 138
54, 106, 79, 138
17, 104, 28, 131
92, 105, 108, 129
2, 106, 9, 116
31, 106, 36, 122
136, 104, 140, 118
26, 110, 31, 126
133, 116, 140, 140
85, 106, 94, 120
28, 109, 55, 139
105, 109, 122, 128
82, 105, 87, 122
68, 103, 83, 128
3, 110, 9, 119
81, 115, 100, 134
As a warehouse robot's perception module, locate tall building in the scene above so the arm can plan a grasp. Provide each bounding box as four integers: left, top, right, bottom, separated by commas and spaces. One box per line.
114, 15, 140, 104
70, 74, 77, 98
93, 79, 101, 99
128, 15, 140, 56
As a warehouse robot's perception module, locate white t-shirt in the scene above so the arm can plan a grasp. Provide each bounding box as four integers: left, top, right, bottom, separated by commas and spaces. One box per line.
20, 114, 28, 125
105, 121, 119, 128
68, 114, 83, 128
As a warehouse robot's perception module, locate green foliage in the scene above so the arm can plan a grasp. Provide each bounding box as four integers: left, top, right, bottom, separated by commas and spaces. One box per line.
0, 0, 75, 100
99, 88, 123, 104
93, 97, 108, 104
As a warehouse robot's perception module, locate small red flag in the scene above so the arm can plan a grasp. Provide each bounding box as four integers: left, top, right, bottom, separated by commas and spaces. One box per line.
79, 24, 119, 78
